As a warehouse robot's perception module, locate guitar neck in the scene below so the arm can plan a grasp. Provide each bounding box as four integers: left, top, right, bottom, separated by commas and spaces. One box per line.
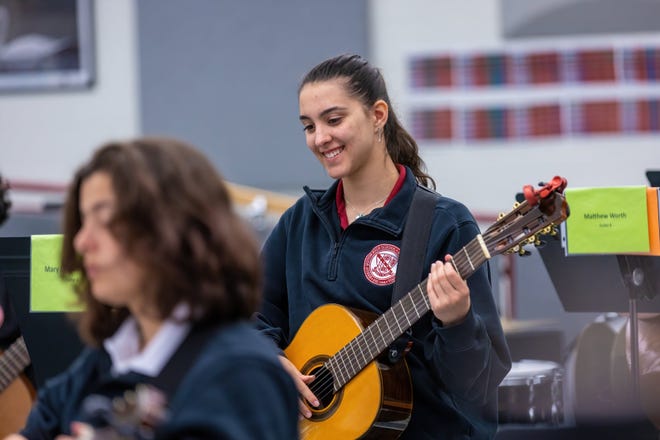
0, 336, 31, 392
328, 234, 490, 391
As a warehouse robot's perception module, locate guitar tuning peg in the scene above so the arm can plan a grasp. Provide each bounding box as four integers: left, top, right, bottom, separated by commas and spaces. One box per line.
498, 212, 506, 220
512, 202, 520, 209
518, 247, 532, 256
534, 235, 546, 247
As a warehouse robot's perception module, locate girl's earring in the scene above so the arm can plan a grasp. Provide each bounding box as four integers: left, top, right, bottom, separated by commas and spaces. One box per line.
377, 128, 383, 143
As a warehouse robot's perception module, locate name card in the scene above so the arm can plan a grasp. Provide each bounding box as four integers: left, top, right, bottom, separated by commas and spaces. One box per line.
30, 234, 83, 312
564, 186, 653, 255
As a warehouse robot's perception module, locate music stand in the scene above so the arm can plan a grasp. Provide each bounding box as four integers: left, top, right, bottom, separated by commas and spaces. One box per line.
538, 235, 660, 405
0, 236, 83, 388
646, 170, 660, 188
617, 255, 660, 402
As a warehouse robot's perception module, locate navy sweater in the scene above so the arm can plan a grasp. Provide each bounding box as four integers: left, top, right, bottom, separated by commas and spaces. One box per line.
256, 167, 512, 439
20, 322, 299, 439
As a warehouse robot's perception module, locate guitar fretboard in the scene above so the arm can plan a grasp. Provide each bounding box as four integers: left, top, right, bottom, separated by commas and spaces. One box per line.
326, 235, 490, 391
0, 336, 31, 392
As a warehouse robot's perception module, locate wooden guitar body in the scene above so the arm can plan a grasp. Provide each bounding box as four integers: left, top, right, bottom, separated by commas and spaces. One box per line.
0, 357, 35, 437
285, 304, 412, 439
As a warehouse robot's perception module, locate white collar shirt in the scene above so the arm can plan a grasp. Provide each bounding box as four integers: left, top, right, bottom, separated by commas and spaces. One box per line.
103, 304, 191, 377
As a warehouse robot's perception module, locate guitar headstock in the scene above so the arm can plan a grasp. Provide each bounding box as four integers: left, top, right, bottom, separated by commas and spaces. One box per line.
74, 384, 169, 439
483, 176, 569, 257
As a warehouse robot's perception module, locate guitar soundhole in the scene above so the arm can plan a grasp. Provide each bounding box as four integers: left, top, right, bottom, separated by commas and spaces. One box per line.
301, 357, 343, 421
308, 365, 334, 408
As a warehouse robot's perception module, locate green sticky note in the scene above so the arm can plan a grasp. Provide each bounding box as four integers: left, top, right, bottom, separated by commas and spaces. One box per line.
30, 234, 83, 312
565, 186, 649, 255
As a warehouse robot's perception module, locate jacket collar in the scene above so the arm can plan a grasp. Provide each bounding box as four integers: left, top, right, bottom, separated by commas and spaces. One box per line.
303, 165, 419, 237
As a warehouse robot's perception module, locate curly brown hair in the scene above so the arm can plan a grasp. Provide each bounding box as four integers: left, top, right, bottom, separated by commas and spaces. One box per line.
60, 137, 262, 346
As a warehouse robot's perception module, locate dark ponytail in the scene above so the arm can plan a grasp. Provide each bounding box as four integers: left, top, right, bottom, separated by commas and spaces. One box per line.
300, 54, 435, 189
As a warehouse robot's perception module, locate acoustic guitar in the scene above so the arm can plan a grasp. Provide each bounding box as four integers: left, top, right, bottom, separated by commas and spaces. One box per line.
0, 336, 36, 437
284, 177, 569, 439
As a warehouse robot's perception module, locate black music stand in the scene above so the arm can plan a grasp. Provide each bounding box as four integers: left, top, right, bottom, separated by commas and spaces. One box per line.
0, 236, 83, 388
616, 254, 660, 402
538, 235, 660, 406
646, 170, 660, 188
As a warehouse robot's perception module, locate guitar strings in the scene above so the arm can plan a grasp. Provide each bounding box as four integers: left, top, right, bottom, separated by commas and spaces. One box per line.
0, 338, 30, 391
305, 238, 489, 403
327, 238, 482, 380
308, 284, 431, 403
311, 277, 437, 400
309, 367, 334, 401
480, 203, 549, 257
306, 210, 552, 402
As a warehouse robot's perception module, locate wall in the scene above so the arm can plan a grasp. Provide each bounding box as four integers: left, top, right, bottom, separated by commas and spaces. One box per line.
136, 0, 367, 193
1, 0, 658, 209
1, 0, 657, 354
0, 0, 140, 190
369, 0, 660, 215
1, 0, 368, 205
369, 0, 660, 356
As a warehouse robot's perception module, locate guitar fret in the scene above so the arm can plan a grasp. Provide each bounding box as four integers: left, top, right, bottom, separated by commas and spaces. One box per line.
334, 350, 348, 387
325, 358, 340, 393
0, 369, 11, 389
0, 336, 29, 393
4, 354, 22, 377
326, 356, 347, 392
347, 340, 360, 377
348, 347, 358, 378
459, 244, 474, 274
1, 337, 30, 368
462, 246, 475, 272
394, 308, 403, 333
401, 296, 413, 327
385, 315, 396, 340
18, 348, 29, 363
420, 286, 431, 309
414, 285, 426, 315
360, 327, 373, 365
452, 236, 491, 279
346, 344, 355, 378
375, 320, 386, 345
348, 342, 360, 379
326, 357, 335, 376
356, 338, 368, 368
371, 327, 383, 356
367, 326, 381, 363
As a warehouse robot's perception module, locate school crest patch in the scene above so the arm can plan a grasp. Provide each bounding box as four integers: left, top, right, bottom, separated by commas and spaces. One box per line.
363, 243, 399, 286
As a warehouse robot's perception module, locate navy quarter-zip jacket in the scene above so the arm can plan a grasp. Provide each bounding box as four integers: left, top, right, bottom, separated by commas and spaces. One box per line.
256, 166, 512, 439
